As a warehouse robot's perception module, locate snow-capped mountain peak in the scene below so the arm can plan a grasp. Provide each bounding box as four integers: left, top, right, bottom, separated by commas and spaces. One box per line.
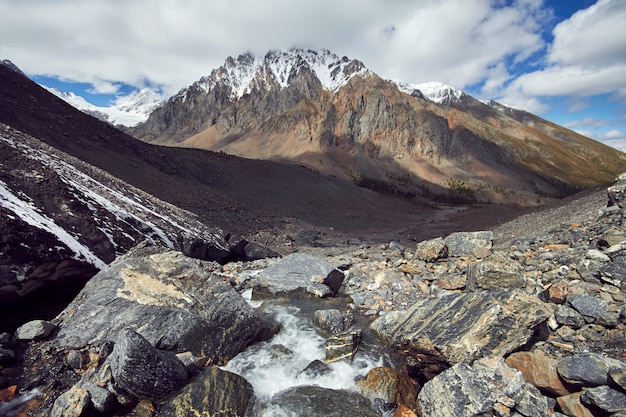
196, 48, 371, 100
44, 86, 163, 127
394, 80, 465, 105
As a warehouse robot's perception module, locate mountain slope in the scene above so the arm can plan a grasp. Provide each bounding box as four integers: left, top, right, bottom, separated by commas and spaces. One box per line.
130, 49, 626, 204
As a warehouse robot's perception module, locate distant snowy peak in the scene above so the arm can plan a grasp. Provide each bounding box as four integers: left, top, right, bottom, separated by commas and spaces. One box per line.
44, 86, 163, 127
394, 80, 465, 105
195, 48, 372, 99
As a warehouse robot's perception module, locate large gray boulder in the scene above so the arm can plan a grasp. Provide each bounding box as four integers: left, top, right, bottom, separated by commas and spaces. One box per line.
417, 357, 548, 417
156, 366, 254, 417
55, 243, 269, 363
108, 328, 189, 401
370, 289, 553, 380
252, 253, 344, 298
444, 231, 493, 257
265, 385, 380, 417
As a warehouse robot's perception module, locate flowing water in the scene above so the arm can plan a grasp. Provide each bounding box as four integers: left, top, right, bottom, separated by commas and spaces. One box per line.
222, 289, 401, 416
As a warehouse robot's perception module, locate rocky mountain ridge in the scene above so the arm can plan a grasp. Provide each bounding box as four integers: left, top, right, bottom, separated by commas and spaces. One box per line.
130, 48, 626, 204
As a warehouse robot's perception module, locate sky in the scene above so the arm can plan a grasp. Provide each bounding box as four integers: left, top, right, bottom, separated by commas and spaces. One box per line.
0, 0, 625, 151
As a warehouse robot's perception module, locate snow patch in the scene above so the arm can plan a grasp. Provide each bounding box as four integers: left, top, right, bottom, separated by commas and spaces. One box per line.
393, 80, 464, 104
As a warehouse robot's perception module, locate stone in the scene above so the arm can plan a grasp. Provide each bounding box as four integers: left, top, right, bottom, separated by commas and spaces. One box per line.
157, 366, 254, 417
49, 386, 90, 417
437, 274, 467, 290
610, 368, 626, 391
444, 231, 493, 257
416, 358, 548, 417
0, 347, 16, 364
466, 253, 525, 291
414, 237, 448, 262
586, 249, 611, 263
306, 283, 334, 297
505, 351, 573, 396
80, 381, 116, 414
108, 328, 189, 401
556, 392, 595, 417
15, 320, 55, 340
607, 173, 626, 208
356, 367, 418, 410
567, 294, 608, 323
555, 305, 586, 329
298, 360, 333, 379
55, 246, 269, 364
252, 253, 344, 298
393, 404, 418, 417
325, 330, 361, 363
575, 259, 603, 284
581, 385, 626, 414
548, 279, 569, 304
313, 309, 354, 334
266, 385, 380, 417
556, 352, 625, 387
371, 289, 553, 380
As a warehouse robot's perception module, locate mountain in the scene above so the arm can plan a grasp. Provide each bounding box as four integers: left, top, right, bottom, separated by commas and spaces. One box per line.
130, 48, 626, 204
45, 86, 162, 127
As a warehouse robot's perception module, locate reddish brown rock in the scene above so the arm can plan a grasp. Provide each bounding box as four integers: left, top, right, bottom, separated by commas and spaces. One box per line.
548, 279, 569, 304
505, 351, 573, 396
356, 366, 418, 410
393, 403, 418, 417
556, 392, 595, 417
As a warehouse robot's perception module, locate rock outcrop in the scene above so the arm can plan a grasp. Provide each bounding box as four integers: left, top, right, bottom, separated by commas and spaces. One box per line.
54, 242, 271, 361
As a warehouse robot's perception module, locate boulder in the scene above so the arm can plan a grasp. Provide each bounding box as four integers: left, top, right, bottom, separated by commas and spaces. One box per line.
567, 294, 609, 323
15, 320, 55, 340
252, 253, 345, 298
607, 173, 626, 208
416, 357, 548, 417
556, 352, 626, 387
108, 328, 189, 401
313, 309, 354, 334
156, 366, 254, 417
581, 385, 626, 414
356, 367, 418, 410
505, 351, 573, 396
466, 252, 525, 291
555, 304, 586, 329
556, 392, 596, 417
54, 244, 269, 363
266, 385, 380, 417
443, 231, 492, 257
413, 237, 447, 262
49, 386, 90, 417
325, 330, 361, 363
370, 289, 553, 380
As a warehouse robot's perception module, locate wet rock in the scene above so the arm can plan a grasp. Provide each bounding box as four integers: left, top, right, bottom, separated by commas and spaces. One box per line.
15, 319, 55, 340
55, 245, 268, 363
49, 386, 90, 417
444, 231, 493, 257
108, 328, 189, 401
156, 366, 254, 417
325, 330, 361, 363
80, 381, 116, 414
313, 309, 354, 334
505, 351, 573, 396
252, 253, 344, 298
356, 366, 418, 410
413, 237, 447, 262
466, 252, 525, 291
298, 359, 333, 379
567, 294, 609, 323
556, 352, 626, 387
266, 385, 380, 417
416, 357, 548, 417
371, 289, 552, 380
581, 385, 626, 414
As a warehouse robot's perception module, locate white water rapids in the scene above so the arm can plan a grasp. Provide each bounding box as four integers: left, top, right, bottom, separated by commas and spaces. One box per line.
222, 289, 398, 416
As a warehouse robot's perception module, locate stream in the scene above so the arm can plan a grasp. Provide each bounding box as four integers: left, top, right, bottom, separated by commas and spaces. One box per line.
222, 289, 402, 416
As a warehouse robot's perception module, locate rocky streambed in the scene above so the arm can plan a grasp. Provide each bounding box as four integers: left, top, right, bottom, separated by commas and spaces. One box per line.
1, 174, 626, 417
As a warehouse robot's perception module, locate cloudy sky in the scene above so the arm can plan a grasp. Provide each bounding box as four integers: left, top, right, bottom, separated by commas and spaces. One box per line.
1, 0, 625, 150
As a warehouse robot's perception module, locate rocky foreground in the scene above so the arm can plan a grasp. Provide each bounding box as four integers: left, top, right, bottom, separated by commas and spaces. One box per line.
1, 174, 625, 417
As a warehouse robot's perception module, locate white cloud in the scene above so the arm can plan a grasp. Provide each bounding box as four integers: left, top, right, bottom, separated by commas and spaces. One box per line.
0, 0, 547, 96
